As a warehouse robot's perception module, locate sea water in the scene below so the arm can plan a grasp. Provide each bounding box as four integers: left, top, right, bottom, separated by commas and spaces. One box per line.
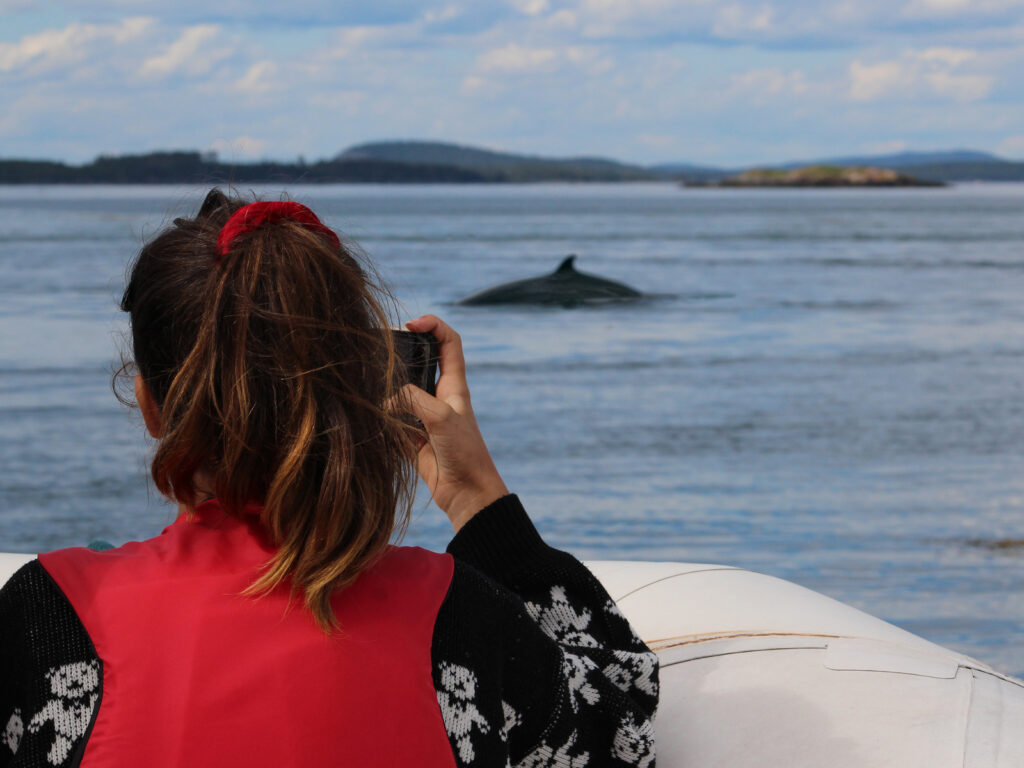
2, 182, 1024, 676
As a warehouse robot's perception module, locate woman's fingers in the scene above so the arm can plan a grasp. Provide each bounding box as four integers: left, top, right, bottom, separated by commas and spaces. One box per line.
404, 314, 469, 400
401, 382, 453, 430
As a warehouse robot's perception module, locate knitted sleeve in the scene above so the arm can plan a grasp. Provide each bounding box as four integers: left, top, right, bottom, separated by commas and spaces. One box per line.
431, 495, 659, 767
0, 561, 100, 768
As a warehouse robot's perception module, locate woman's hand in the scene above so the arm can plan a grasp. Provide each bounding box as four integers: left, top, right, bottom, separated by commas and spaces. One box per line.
401, 315, 508, 533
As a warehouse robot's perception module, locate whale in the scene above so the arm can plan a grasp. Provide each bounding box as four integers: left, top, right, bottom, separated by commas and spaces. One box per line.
457, 255, 643, 306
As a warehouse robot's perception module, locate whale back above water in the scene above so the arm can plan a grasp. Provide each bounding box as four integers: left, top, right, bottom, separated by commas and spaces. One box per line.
457, 255, 643, 306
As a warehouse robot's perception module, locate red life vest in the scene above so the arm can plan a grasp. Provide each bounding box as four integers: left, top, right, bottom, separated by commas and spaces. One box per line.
39, 500, 457, 768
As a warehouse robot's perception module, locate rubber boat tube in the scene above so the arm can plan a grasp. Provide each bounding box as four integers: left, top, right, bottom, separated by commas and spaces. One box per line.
3, 553, 1022, 766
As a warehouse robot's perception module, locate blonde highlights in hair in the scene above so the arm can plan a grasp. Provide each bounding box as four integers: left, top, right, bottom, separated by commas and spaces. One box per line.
120, 190, 418, 631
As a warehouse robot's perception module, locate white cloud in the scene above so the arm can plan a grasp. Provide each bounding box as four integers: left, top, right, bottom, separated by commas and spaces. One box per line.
906, 0, 974, 12
508, 0, 550, 15
998, 134, 1024, 156
576, 0, 709, 38
464, 42, 612, 92
565, 46, 614, 75
140, 25, 223, 78
544, 9, 580, 29
635, 132, 677, 148
925, 70, 994, 100
234, 60, 278, 95
849, 60, 912, 100
461, 74, 492, 93
422, 5, 462, 23
730, 67, 809, 98
0, 18, 153, 75
209, 135, 268, 158
918, 47, 978, 66
713, 4, 780, 38
477, 43, 558, 73
849, 47, 994, 102
318, 25, 417, 61
864, 139, 910, 153
569, 0, 861, 45
558, 0, 1024, 47
308, 90, 368, 111
903, 0, 1024, 17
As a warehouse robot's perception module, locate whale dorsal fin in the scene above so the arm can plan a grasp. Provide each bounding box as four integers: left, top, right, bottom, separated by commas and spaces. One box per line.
555, 255, 577, 274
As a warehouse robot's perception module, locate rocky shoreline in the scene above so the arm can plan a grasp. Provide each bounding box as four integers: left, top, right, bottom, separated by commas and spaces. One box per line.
690, 164, 945, 188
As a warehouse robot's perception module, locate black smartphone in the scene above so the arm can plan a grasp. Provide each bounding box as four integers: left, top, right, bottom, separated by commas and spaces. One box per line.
393, 330, 439, 396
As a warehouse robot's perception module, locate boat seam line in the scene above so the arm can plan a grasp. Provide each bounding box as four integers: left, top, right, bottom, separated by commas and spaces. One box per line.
615, 567, 749, 601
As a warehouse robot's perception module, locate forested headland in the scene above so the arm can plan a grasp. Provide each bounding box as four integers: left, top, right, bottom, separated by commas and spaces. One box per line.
0, 151, 491, 184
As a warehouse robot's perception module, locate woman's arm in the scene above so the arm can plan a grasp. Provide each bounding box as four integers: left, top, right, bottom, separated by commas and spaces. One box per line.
406, 315, 657, 765
0, 562, 101, 768
432, 495, 658, 767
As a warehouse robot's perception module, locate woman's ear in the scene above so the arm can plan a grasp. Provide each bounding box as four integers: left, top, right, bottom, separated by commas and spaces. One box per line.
134, 374, 162, 438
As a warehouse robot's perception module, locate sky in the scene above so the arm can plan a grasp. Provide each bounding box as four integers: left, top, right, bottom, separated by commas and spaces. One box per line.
2, 0, 1024, 166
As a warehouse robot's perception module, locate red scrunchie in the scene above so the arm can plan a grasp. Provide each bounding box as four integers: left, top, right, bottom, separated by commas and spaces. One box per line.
215, 201, 341, 259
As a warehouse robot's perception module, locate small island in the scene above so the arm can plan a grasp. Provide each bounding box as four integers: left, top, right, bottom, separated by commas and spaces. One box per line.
709, 164, 945, 188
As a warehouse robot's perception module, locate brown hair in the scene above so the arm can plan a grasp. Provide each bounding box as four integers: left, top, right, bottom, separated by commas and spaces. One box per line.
120, 189, 417, 631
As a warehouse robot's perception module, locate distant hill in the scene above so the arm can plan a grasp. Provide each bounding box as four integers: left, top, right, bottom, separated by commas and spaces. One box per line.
648, 162, 732, 182
338, 141, 657, 181
885, 160, 1024, 182
781, 149, 1002, 169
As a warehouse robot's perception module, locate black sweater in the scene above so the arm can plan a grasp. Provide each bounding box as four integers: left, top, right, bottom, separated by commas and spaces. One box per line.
0, 495, 659, 767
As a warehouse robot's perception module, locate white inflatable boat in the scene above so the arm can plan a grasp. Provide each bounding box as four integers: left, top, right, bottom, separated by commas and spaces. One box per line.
3, 552, 1023, 766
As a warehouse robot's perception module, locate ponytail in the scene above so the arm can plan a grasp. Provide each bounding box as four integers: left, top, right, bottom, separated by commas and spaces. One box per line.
121, 190, 417, 631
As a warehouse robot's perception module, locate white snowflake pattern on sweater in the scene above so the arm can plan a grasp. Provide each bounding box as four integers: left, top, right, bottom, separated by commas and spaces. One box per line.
2, 708, 23, 755
561, 651, 601, 711
26, 660, 100, 766
500, 700, 521, 768
517, 729, 590, 768
611, 712, 656, 768
500, 700, 521, 743
525, 586, 599, 648
602, 650, 659, 698
437, 661, 491, 763
603, 599, 646, 644
603, 599, 628, 623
